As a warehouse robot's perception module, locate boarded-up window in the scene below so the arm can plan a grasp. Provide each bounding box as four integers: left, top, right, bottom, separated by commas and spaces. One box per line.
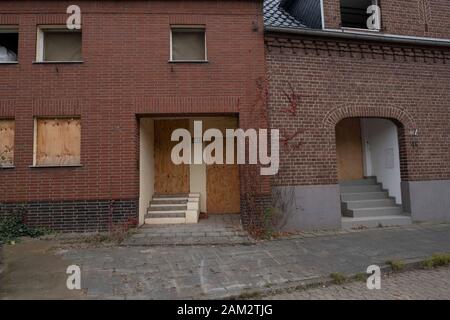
35, 118, 81, 166
40, 29, 82, 62
171, 28, 206, 61
0, 120, 14, 167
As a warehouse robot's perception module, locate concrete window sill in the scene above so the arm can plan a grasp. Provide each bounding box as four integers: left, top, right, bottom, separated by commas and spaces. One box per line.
29, 165, 83, 169
33, 61, 84, 64
0, 165, 15, 169
168, 60, 209, 64
340, 27, 381, 33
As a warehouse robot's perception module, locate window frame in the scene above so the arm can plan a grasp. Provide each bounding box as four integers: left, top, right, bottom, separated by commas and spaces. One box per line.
35, 25, 83, 64
169, 25, 208, 63
0, 25, 19, 64
32, 117, 82, 168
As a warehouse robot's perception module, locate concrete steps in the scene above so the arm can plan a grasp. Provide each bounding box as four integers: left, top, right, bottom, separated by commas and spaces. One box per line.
340, 178, 411, 230
344, 198, 397, 210
340, 184, 382, 193
342, 216, 412, 229
145, 193, 200, 225
341, 191, 389, 201
339, 177, 377, 186
344, 206, 403, 218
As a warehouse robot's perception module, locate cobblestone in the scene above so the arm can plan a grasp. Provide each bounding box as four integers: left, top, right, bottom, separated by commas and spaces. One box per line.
265, 267, 450, 300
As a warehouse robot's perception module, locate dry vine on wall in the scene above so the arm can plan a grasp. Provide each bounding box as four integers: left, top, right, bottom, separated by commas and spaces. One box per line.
241, 76, 309, 237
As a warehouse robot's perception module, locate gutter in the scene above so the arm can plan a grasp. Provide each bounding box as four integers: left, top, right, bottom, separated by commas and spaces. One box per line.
265, 26, 450, 48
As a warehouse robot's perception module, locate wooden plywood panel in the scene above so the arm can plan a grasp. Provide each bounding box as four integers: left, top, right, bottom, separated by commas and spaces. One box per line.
36, 118, 81, 166
0, 120, 15, 167
207, 138, 241, 214
154, 120, 190, 194
335, 118, 364, 181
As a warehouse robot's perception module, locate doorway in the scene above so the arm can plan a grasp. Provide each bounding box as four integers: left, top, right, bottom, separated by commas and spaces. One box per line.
335, 117, 408, 229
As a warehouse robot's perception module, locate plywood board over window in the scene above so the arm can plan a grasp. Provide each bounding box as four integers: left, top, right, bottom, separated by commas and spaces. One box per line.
0, 119, 15, 167
36, 118, 81, 166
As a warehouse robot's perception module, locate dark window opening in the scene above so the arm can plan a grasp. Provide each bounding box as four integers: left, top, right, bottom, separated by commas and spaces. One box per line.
0, 31, 19, 62
340, 0, 378, 29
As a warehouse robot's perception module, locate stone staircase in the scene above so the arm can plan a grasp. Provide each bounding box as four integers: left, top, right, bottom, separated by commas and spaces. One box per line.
340, 177, 412, 230
145, 193, 200, 225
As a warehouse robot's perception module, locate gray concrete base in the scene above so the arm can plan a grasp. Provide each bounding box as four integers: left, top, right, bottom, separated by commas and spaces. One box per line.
402, 180, 450, 223
272, 185, 341, 231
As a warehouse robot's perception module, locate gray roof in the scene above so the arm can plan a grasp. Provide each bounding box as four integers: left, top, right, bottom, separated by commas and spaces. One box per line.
264, 0, 307, 28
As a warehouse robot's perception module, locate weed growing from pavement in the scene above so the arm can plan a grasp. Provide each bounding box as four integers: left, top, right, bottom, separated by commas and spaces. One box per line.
422, 253, 450, 269
353, 273, 367, 282
330, 272, 347, 285
386, 259, 405, 272
81, 228, 136, 246
237, 291, 262, 299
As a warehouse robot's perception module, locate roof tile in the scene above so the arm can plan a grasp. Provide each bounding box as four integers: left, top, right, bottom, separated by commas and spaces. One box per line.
264, 0, 307, 28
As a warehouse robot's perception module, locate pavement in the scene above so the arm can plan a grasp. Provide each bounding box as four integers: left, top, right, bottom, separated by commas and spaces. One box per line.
123, 214, 253, 246
0, 240, 84, 299
0, 223, 449, 300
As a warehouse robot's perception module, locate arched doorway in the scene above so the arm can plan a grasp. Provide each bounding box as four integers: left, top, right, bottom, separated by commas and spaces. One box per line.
335, 117, 411, 229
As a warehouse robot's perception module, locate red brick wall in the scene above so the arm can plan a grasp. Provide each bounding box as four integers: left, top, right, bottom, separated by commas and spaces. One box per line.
323, 0, 450, 39
0, 0, 267, 231
266, 32, 450, 187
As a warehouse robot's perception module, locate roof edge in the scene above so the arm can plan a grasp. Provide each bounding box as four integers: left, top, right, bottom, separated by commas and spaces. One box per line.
265, 26, 450, 48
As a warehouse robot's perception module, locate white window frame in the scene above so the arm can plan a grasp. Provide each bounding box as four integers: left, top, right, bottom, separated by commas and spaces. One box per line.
0, 25, 19, 64
170, 25, 207, 62
35, 25, 83, 63
320, 0, 325, 30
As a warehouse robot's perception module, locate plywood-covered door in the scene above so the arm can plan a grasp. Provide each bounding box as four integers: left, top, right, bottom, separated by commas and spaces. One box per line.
154, 120, 190, 194
335, 118, 364, 181
206, 138, 241, 214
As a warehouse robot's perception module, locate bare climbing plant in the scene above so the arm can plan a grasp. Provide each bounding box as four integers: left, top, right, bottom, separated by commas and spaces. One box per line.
241, 77, 307, 237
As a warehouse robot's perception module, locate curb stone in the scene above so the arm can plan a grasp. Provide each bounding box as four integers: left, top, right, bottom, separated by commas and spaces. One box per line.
224, 256, 447, 300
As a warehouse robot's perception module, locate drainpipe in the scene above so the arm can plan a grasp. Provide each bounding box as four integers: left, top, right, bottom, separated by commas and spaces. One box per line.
265, 26, 450, 48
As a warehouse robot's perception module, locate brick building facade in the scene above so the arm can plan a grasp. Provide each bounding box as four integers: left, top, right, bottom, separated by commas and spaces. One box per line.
265, 0, 450, 230
0, 0, 268, 232
1, 0, 449, 233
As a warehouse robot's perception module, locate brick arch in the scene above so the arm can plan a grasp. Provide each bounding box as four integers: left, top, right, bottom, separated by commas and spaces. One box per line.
323, 104, 415, 182
322, 105, 416, 130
